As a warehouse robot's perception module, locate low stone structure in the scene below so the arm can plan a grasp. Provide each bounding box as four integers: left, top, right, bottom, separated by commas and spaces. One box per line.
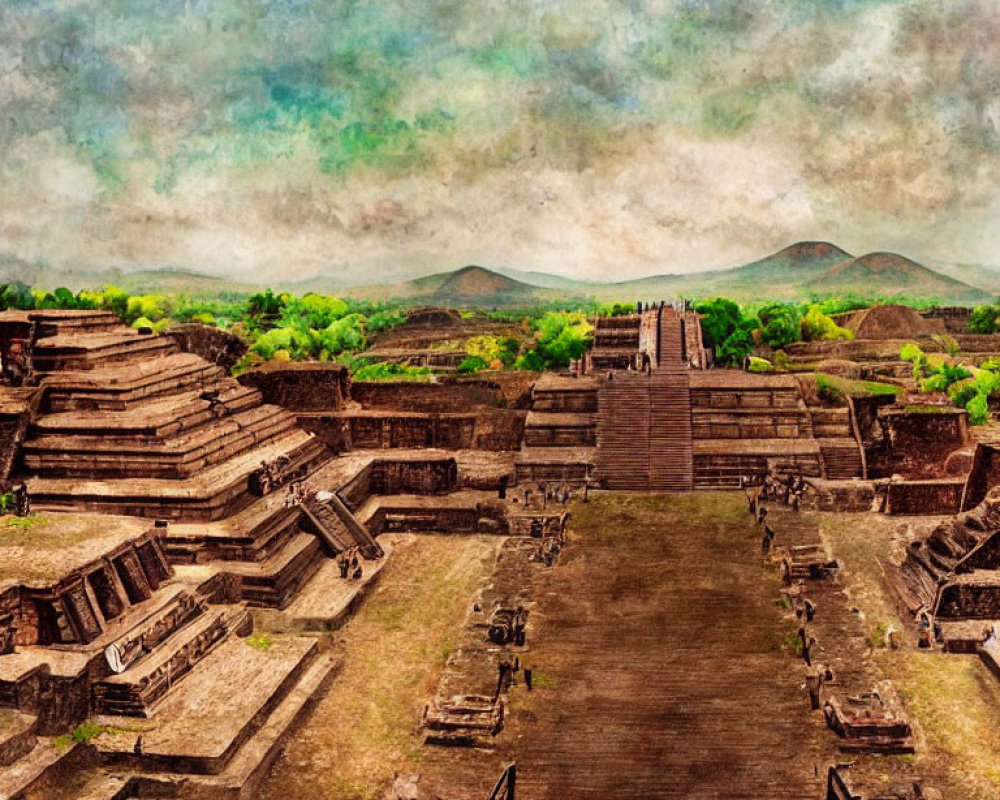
237, 361, 350, 412
167, 323, 248, 372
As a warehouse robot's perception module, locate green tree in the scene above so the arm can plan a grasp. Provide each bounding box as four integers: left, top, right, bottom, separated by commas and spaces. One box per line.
281, 293, 349, 329
969, 303, 1000, 334
0, 282, 35, 310
758, 303, 801, 348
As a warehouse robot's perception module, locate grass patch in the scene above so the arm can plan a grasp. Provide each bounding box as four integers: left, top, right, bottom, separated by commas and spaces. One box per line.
245, 632, 274, 651
814, 373, 902, 403
0, 515, 48, 534
866, 620, 890, 649
529, 671, 558, 688
260, 535, 498, 800
54, 721, 139, 749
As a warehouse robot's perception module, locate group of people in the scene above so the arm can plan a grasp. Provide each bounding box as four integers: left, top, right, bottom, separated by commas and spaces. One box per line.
337, 549, 364, 580
517, 480, 580, 511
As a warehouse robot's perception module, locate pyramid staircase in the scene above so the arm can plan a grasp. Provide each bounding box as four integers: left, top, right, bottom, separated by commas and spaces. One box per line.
592, 306, 696, 491
17, 315, 329, 521
648, 371, 694, 491
301, 492, 383, 560
515, 375, 597, 484
811, 408, 864, 479
594, 374, 652, 490
656, 306, 686, 368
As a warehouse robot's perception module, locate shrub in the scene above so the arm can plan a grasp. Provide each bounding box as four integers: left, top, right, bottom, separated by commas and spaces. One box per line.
800, 305, 853, 341
948, 378, 977, 408
457, 355, 489, 374
967, 393, 990, 425
969, 304, 1000, 334
352, 361, 433, 382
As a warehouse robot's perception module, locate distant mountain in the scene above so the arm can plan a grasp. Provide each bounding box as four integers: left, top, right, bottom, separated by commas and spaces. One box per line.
115, 268, 260, 295
490, 266, 598, 291
373, 265, 574, 307
10, 240, 996, 307
588, 241, 854, 301
932, 262, 1000, 297
805, 252, 990, 303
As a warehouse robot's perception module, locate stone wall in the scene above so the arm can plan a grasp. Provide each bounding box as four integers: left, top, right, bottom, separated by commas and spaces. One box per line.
167, 323, 248, 371
237, 362, 349, 411
339, 458, 458, 510
922, 307, 972, 334
350, 379, 503, 412
804, 481, 876, 512
960, 443, 1000, 511
876, 408, 968, 478
297, 409, 525, 452
885, 480, 965, 515
692, 410, 811, 439
473, 409, 526, 450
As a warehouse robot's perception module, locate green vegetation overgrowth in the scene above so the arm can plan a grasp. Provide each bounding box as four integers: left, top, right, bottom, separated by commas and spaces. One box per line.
901, 343, 1000, 424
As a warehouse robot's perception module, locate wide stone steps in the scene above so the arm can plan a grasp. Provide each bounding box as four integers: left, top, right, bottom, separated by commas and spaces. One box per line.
523, 411, 597, 448
820, 439, 864, 479
31, 309, 123, 338
648, 374, 693, 492
93, 634, 326, 777
595, 379, 652, 490
23, 404, 298, 479
183, 650, 339, 796
164, 503, 303, 565
27, 432, 331, 520
92, 607, 241, 717
42, 353, 226, 411
224, 532, 325, 608
514, 447, 596, 483
33, 384, 262, 437
810, 408, 853, 438
32, 331, 179, 371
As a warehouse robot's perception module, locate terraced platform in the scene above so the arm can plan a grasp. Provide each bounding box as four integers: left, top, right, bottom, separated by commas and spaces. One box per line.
93, 634, 330, 774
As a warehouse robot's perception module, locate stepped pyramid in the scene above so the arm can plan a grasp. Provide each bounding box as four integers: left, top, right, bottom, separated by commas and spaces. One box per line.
0, 309, 381, 798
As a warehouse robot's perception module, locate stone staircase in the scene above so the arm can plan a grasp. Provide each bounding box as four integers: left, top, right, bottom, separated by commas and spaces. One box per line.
301, 492, 383, 560
648, 371, 694, 491
595, 374, 651, 490
515, 375, 597, 484
811, 408, 864, 480
594, 370, 694, 492
587, 315, 640, 372
656, 306, 686, 367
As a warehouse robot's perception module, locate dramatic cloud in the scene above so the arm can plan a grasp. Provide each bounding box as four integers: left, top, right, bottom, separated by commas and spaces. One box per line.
1, 0, 999, 285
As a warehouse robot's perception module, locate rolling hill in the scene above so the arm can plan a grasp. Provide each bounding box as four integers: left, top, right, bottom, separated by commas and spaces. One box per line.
804, 252, 991, 304
595, 240, 854, 301
372, 265, 577, 307
10, 241, 997, 307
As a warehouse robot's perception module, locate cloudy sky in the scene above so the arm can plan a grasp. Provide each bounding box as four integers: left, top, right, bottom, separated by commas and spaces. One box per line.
1, 0, 999, 285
